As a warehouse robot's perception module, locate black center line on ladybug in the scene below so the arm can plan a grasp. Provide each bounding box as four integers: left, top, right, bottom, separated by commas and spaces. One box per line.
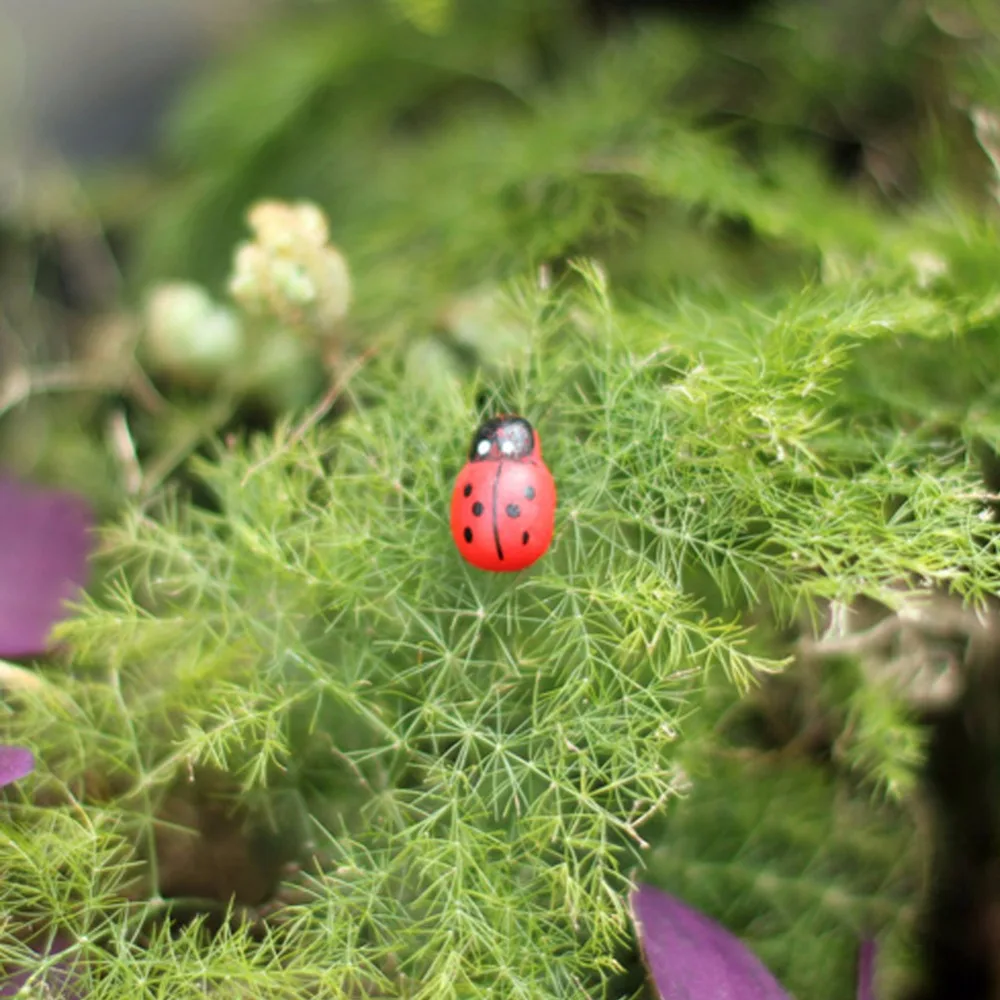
491, 464, 505, 563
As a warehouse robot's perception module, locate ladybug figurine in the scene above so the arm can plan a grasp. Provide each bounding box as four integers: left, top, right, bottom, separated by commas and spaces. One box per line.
450, 414, 556, 572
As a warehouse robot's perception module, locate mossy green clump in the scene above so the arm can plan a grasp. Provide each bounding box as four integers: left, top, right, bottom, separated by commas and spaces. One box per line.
5, 0, 1000, 997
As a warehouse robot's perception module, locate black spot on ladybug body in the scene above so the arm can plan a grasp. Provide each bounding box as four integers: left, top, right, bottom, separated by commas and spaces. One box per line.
463, 484, 472, 497
463, 527, 473, 543
472, 502, 484, 517
506, 504, 521, 518
524, 486, 536, 500
522, 531, 530, 545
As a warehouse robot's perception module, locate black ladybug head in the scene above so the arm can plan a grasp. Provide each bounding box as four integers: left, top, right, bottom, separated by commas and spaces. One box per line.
469, 415, 536, 462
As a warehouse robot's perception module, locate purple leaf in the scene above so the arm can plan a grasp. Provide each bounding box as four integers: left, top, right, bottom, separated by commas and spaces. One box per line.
0, 477, 91, 658
0, 745, 33, 787
631, 883, 793, 1000
857, 938, 877, 1000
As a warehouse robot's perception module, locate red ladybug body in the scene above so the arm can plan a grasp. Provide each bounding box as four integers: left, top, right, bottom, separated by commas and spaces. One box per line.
450, 415, 556, 572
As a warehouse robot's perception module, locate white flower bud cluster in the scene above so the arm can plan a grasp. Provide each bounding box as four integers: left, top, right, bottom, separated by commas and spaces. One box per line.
228, 200, 352, 335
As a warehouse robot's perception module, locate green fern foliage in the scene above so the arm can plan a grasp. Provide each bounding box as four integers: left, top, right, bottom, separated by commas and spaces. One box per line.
5, 0, 1000, 996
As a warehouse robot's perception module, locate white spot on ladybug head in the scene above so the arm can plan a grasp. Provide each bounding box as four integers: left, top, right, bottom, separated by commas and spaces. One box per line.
468, 415, 535, 462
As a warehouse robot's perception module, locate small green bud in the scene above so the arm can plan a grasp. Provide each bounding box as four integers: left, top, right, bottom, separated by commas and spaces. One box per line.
142, 282, 245, 389
246, 328, 326, 413
440, 286, 531, 368
404, 337, 462, 402
908, 250, 948, 289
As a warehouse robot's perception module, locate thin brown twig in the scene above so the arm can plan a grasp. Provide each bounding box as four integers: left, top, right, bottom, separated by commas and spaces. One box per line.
124, 366, 171, 415
241, 346, 377, 486
0, 359, 167, 420
0, 364, 136, 417
802, 599, 1000, 661
107, 408, 143, 495
138, 394, 239, 499
798, 613, 903, 657
46, 154, 126, 305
